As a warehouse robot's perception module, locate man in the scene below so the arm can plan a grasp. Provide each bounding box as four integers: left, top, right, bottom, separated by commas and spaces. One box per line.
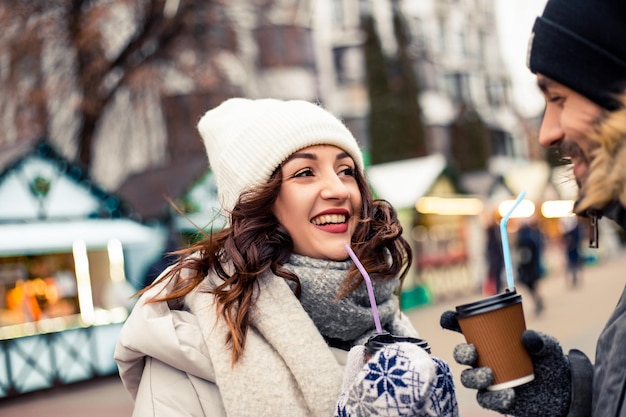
440, 0, 626, 416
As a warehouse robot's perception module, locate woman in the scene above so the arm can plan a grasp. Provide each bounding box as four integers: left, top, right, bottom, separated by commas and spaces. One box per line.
115, 98, 457, 417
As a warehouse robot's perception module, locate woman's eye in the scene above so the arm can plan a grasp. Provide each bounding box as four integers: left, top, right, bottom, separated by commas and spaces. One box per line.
293, 168, 314, 178
340, 167, 356, 177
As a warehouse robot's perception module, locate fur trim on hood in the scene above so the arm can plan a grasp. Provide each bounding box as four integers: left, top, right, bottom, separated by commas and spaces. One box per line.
574, 94, 626, 218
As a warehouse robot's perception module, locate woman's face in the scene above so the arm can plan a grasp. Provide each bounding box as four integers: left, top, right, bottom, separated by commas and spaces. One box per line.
536, 74, 603, 189
272, 144, 362, 261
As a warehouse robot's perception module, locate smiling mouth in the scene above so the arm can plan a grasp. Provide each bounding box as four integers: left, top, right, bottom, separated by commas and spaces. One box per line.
311, 214, 347, 225
558, 141, 586, 165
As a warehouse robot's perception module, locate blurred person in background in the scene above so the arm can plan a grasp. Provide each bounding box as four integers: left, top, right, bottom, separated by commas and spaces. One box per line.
440, 0, 626, 415
560, 216, 584, 289
516, 219, 545, 316
115, 98, 458, 417
484, 210, 504, 295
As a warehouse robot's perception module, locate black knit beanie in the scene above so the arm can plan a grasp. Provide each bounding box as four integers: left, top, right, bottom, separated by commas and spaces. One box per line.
528, 0, 626, 110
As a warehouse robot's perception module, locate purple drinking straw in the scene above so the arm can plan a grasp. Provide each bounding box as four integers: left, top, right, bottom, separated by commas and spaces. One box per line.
345, 244, 383, 334
500, 191, 526, 290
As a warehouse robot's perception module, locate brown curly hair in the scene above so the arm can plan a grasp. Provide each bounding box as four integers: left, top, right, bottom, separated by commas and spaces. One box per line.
139, 166, 412, 365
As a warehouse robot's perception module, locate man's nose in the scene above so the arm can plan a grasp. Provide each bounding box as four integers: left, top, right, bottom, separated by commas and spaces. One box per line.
538, 105, 564, 148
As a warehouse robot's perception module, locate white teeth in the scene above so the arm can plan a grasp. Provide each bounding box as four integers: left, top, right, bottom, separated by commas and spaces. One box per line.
311, 214, 346, 225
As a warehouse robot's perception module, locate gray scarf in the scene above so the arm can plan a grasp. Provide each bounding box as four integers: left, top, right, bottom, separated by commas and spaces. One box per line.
283, 254, 416, 346
177, 255, 417, 416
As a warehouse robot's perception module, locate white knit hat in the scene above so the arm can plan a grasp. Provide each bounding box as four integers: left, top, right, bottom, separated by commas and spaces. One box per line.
197, 98, 364, 214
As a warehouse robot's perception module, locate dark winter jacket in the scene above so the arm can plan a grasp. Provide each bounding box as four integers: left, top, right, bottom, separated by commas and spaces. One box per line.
569, 95, 626, 417
590, 287, 626, 417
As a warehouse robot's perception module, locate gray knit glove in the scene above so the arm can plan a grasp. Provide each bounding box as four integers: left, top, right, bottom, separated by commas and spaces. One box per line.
440, 310, 574, 417
335, 342, 459, 416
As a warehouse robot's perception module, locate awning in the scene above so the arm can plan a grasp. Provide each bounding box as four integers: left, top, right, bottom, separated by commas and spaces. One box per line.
366, 154, 447, 209
0, 219, 164, 256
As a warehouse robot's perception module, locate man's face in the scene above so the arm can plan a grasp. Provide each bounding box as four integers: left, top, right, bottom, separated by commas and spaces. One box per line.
536, 74, 604, 188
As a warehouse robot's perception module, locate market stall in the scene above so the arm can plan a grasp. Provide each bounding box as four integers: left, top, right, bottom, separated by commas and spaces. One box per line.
0, 142, 166, 397
366, 154, 483, 307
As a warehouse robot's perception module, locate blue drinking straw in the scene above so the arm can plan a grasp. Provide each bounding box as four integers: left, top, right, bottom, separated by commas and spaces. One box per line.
500, 191, 527, 290
345, 244, 383, 334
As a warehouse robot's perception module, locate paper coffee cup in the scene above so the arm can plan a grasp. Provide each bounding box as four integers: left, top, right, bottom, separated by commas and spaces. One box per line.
455, 288, 534, 390
364, 332, 431, 361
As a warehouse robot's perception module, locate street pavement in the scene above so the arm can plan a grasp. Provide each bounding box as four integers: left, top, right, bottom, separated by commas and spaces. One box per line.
1, 247, 624, 417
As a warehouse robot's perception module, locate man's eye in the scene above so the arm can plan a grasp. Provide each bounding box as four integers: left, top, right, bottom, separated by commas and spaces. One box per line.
548, 95, 563, 104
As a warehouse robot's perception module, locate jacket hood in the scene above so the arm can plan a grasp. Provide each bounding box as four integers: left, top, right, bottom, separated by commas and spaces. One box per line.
574, 92, 626, 228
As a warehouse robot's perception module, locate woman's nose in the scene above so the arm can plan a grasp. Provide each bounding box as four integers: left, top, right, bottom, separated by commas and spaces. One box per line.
320, 174, 350, 200
538, 105, 564, 148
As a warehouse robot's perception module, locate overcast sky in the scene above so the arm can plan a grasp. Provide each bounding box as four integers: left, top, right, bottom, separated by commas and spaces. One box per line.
494, 0, 548, 118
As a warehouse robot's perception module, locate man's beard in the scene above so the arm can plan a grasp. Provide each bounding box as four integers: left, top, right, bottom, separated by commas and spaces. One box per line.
556, 139, 600, 188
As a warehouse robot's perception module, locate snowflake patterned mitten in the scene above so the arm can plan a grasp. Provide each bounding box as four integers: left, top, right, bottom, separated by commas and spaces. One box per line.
335, 342, 459, 417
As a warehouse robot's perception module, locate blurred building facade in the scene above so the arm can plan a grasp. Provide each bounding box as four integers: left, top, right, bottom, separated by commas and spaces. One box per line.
0, 1, 563, 305
103, 0, 535, 303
